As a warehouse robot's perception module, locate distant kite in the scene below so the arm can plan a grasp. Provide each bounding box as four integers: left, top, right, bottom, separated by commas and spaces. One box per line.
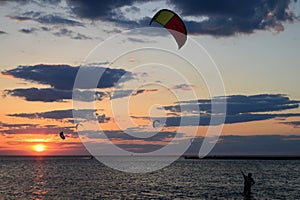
75, 123, 82, 130
150, 9, 187, 49
59, 131, 65, 140
152, 120, 162, 128
95, 113, 110, 123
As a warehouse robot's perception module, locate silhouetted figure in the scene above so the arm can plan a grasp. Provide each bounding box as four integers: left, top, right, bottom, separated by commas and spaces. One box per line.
241, 171, 255, 196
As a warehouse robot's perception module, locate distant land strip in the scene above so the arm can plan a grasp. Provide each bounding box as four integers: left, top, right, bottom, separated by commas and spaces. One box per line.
184, 155, 300, 160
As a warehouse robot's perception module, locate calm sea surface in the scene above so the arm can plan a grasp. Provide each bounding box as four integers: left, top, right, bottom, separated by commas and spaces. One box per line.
0, 156, 299, 199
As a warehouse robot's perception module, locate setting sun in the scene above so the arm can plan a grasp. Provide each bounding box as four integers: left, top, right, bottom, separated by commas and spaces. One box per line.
33, 144, 46, 152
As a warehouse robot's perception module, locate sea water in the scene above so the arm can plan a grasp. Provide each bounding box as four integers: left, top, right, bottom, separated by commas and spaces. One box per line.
0, 156, 299, 199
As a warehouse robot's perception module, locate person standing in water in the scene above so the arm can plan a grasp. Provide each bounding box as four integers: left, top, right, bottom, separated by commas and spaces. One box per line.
241, 171, 255, 196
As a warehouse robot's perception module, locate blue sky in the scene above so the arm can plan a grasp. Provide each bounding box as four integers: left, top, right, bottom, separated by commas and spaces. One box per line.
0, 0, 300, 155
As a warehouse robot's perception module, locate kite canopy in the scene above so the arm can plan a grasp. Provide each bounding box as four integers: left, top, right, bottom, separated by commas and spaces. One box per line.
59, 131, 65, 140
152, 119, 161, 128
149, 9, 187, 49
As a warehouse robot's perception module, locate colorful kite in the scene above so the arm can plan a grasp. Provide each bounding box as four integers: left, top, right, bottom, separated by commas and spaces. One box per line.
149, 9, 187, 49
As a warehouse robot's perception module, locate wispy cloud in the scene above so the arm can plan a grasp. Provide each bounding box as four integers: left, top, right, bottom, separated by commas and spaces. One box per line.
7, 11, 83, 26
280, 121, 300, 128
0, 120, 77, 138
82, 129, 179, 153
6, 15, 32, 22
17, 26, 90, 40
36, 14, 83, 26
0, 121, 38, 129
172, 84, 194, 91
4, 88, 109, 102
19, 28, 38, 34
6, 8, 89, 39
8, 109, 96, 121
1, 126, 75, 136
111, 88, 158, 99
53, 28, 91, 40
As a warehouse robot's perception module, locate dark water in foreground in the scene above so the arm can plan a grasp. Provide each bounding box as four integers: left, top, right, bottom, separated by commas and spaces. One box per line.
0, 156, 299, 199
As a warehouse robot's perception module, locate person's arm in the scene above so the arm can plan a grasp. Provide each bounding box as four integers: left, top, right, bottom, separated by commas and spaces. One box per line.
240, 170, 246, 178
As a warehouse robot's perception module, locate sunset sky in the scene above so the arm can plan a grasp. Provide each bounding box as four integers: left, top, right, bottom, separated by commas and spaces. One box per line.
1, 0, 300, 156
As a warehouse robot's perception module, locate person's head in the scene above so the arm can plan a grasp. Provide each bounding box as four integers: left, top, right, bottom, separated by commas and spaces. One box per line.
248, 173, 252, 177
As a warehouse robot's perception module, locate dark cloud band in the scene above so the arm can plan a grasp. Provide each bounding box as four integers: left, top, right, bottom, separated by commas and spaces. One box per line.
153, 94, 300, 126
2, 64, 132, 90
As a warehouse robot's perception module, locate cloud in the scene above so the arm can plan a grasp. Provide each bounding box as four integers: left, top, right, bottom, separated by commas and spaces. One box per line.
66, 0, 152, 29
53, 28, 91, 40
109, 90, 131, 99
166, 94, 300, 115
7, 9, 88, 39
163, 113, 300, 126
2, 64, 132, 102
6, 15, 32, 22
280, 121, 300, 128
146, 94, 300, 126
66, 0, 298, 36
111, 88, 157, 99
8, 11, 83, 26
83, 129, 179, 153
66, 0, 136, 20
36, 14, 83, 26
0, 120, 76, 137
2, 64, 132, 90
172, 84, 194, 91
1, 126, 77, 138
18, 26, 90, 40
108, 130, 178, 142
133, 89, 158, 96
82, 129, 178, 142
8, 109, 96, 121
168, 0, 297, 36
40, 26, 51, 31
36, 0, 62, 4
19, 28, 38, 34
3, 0, 61, 6
0, 121, 38, 129
4, 87, 109, 102
4, 88, 72, 102
127, 37, 155, 44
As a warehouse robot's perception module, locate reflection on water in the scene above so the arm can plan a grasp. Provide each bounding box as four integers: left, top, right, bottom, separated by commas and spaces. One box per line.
0, 156, 299, 199
26, 157, 48, 199
0, 156, 49, 199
